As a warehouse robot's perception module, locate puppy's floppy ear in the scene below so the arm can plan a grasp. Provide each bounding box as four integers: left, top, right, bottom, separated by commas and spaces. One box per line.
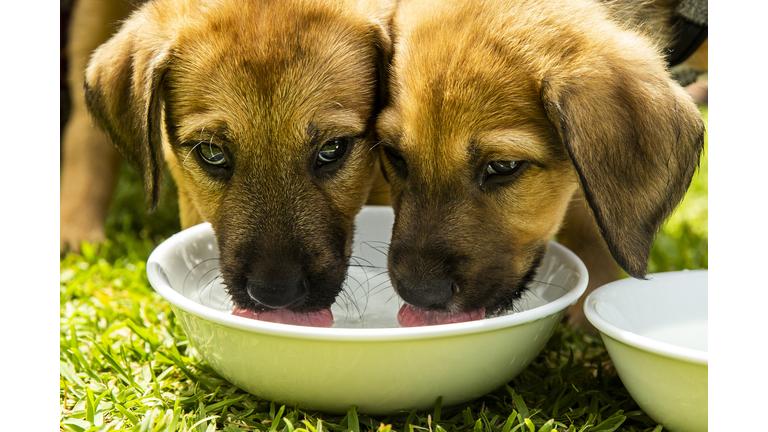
361, 0, 395, 110
541, 45, 704, 278
84, 10, 170, 211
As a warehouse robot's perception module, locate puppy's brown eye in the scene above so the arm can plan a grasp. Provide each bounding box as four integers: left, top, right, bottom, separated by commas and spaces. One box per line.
482, 160, 528, 189
317, 138, 349, 164
198, 143, 227, 166
487, 160, 520, 175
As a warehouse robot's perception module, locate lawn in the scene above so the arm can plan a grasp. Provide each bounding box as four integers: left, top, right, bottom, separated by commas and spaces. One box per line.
60, 107, 708, 432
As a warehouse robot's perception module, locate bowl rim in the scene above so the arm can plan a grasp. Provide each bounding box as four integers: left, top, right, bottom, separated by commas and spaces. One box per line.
583, 269, 708, 365
147, 221, 588, 342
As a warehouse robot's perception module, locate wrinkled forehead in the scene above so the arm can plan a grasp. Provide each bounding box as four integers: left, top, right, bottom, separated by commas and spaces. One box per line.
164, 3, 378, 144
383, 23, 552, 145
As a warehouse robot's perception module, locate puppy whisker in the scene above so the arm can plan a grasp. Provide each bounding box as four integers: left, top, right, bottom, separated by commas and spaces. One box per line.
182, 258, 221, 298
366, 140, 385, 155
530, 279, 569, 294
364, 272, 394, 296
358, 241, 390, 257
339, 281, 365, 322
348, 255, 378, 269
383, 290, 403, 307
182, 141, 204, 168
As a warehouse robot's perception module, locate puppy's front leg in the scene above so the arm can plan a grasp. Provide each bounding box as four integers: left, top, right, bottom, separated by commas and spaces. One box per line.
60, 115, 121, 251
557, 193, 623, 328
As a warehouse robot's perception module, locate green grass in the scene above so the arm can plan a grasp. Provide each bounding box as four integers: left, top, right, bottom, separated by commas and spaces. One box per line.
60, 108, 707, 432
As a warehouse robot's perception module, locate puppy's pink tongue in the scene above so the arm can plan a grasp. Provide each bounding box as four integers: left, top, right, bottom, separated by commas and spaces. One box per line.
232, 307, 334, 327
397, 304, 485, 327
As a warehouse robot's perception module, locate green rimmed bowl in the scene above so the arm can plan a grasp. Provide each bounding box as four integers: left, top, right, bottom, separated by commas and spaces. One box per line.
147, 206, 588, 414
584, 270, 708, 432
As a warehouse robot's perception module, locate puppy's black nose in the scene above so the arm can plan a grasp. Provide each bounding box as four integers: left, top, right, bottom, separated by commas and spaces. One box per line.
395, 277, 454, 309
246, 274, 309, 309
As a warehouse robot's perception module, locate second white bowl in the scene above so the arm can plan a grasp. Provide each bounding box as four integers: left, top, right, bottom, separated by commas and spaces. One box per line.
584, 270, 708, 432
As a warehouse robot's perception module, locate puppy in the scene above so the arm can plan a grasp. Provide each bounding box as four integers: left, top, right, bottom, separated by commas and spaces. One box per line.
80, 0, 394, 326
376, 0, 705, 327
60, 0, 136, 251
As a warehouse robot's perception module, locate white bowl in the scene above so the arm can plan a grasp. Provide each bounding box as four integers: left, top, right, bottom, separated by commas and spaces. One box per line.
147, 206, 588, 414
584, 270, 708, 432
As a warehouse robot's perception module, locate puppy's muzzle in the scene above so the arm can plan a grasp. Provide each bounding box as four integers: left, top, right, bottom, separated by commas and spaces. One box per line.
246, 273, 309, 309
389, 232, 461, 310
393, 276, 456, 309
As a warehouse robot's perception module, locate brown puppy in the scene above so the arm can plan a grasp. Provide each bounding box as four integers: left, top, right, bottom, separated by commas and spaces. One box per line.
82, 0, 394, 325
60, 0, 136, 251
376, 0, 705, 326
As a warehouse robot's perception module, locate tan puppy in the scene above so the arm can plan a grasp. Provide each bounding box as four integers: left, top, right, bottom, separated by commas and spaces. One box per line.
80, 0, 394, 326
376, 0, 705, 326
60, 0, 135, 251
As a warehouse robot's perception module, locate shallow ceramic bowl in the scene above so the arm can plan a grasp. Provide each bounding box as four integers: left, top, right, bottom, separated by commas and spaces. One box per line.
584, 270, 708, 432
147, 206, 588, 415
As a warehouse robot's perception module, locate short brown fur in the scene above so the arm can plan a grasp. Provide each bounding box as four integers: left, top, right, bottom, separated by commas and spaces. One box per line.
78, 0, 394, 314
377, 0, 705, 323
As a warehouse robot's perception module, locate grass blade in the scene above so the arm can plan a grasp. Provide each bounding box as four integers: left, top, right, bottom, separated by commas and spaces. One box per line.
588, 412, 625, 432
523, 418, 534, 432
538, 419, 554, 432
500, 411, 518, 432
115, 403, 140, 426
463, 408, 475, 428
268, 406, 286, 432
433, 397, 443, 423
473, 419, 482, 432
347, 406, 360, 432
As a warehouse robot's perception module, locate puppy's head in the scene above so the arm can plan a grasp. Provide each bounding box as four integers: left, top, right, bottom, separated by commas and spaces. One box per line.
85, 0, 394, 320
377, 0, 704, 323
